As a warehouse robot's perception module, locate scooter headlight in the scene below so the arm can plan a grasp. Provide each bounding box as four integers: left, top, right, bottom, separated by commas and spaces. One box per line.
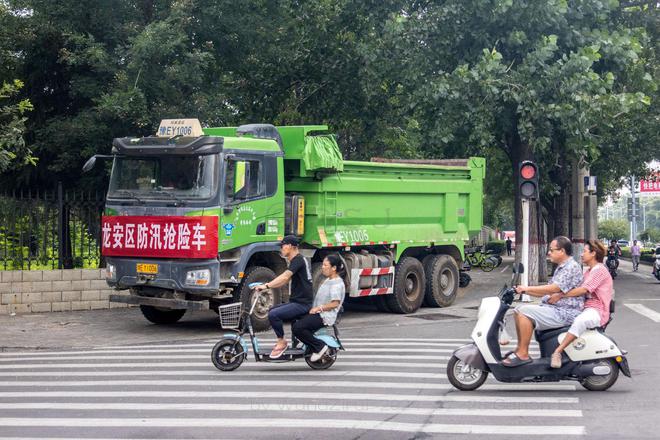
185, 269, 210, 286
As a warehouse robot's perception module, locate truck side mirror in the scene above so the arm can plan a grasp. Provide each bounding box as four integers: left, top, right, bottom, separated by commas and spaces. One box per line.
82, 156, 97, 173
82, 154, 114, 173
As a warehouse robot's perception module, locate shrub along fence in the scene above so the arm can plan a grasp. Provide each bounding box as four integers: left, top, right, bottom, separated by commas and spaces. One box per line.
0, 183, 105, 270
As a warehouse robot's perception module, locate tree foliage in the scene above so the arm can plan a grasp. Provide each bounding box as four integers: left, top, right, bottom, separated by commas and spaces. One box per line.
0, 0, 658, 233
599, 218, 630, 240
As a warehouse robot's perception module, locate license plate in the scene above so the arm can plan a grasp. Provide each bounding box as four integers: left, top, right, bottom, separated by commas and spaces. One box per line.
136, 263, 158, 274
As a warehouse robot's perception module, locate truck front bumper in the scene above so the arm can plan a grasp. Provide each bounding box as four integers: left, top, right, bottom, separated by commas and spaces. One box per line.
109, 293, 210, 310
106, 257, 221, 294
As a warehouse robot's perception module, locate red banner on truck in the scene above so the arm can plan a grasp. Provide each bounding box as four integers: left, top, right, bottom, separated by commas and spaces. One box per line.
101, 216, 219, 259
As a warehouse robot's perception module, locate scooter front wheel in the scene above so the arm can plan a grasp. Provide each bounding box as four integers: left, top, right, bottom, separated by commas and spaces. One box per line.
447, 355, 488, 391
305, 347, 337, 370
211, 339, 245, 371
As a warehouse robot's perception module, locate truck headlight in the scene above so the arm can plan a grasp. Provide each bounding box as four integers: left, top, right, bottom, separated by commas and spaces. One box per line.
186, 269, 210, 286
105, 263, 116, 281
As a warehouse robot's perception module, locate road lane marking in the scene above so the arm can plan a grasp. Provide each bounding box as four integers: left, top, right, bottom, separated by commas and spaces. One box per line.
0, 370, 452, 379
0, 353, 454, 362
500, 264, 510, 273
0, 339, 464, 358
124, 338, 475, 348
0, 361, 446, 369
0, 391, 579, 403
0, 379, 576, 391
0, 402, 583, 417
0, 418, 586, 435
624, 303, 660, 322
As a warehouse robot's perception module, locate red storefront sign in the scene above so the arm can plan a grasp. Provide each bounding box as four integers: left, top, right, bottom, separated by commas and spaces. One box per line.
101, 216, 219, 258
639, 173, 660, 193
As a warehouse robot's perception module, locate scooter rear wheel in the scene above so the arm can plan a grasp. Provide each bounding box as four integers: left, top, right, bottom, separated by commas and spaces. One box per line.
211, 339, 245, 371
580, 358, 619, 391
447, 355, 488, 391
305, 347, 337, 370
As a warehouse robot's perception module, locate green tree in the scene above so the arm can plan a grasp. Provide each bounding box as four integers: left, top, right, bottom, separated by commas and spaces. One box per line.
361, 0, 658, 281
599, 219, 629, 240
0, 79, 34, 172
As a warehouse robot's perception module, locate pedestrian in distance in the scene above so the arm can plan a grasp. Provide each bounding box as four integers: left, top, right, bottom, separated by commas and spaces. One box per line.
631, 240, 641, 272
506, 237, 513, 256
254, 235, 313, 359
293, 254, 347, 362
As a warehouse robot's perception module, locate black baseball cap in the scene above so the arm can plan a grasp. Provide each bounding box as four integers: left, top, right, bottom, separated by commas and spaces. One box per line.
280, 235, 300, 246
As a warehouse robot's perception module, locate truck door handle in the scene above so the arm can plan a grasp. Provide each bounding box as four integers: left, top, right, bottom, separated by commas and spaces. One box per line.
256, 222, 266, 235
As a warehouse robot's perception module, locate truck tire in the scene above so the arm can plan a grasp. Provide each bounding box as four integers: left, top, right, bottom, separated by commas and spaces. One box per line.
459, 271, 471, 288
139, 305, 186, 324
386, 257, 425, 314
236, 266, 282, 332
423, 255, 459, 307
373, 295, 392, 312
311, 262, 326, 291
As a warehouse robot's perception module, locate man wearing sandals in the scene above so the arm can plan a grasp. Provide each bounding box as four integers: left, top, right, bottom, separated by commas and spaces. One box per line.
254, 235, 313, 359
504, 236, 583, 367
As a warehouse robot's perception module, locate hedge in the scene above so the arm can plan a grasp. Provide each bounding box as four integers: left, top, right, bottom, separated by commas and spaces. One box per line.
485, 240, 506, 255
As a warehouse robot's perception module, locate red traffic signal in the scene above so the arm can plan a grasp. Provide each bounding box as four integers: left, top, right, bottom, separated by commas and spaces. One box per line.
518, 161, 538, 199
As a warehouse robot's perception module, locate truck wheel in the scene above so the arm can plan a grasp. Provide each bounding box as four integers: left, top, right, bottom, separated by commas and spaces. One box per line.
139, 305, 186, 324
459, 272, 471, 288
373, 295, 392, 312
311, 262, 326, 291
386, 257, 425, 314
236, 266, 281, 332
423, 255, 459, 307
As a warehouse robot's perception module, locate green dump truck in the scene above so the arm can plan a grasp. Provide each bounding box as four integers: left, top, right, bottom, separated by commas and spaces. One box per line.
88, 119, 485, 330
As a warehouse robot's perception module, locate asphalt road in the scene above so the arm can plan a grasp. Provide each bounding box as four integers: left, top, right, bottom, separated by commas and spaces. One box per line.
0, 257, 658, 439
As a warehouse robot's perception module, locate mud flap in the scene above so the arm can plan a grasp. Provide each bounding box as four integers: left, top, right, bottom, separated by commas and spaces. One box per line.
453, 343, 490, 372
617, 355, 631, 377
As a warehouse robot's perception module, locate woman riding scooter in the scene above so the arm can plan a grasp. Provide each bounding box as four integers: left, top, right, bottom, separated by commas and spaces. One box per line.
293, 254, 347, 362
548, 239, 613, 368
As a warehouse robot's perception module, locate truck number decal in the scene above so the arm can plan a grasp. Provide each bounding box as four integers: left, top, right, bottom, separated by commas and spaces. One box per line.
334, 229, 369, 244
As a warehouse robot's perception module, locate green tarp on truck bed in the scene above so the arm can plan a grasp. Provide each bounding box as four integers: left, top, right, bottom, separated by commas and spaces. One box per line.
303, 135, 344, 172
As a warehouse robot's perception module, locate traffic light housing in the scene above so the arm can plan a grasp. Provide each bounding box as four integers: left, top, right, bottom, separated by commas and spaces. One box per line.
518, 161, 538, 200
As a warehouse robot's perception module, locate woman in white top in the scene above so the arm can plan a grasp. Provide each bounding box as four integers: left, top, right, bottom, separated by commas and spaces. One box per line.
292, 254, 347, 362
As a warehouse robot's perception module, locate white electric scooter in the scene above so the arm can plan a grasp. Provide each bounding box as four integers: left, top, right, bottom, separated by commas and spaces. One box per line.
447, 264, 631, 391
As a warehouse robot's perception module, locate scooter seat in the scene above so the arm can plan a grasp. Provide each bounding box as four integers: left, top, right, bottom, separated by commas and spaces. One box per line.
535, 326, 571, 344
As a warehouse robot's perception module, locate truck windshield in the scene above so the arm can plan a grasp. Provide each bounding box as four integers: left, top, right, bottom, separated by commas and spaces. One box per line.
108, 155, 218, 200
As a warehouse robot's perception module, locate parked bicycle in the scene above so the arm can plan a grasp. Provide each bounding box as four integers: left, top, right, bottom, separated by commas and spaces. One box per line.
464, 246, 500, 272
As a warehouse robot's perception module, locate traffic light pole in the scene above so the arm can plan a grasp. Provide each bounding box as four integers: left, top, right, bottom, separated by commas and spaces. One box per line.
520, 198, 531, 302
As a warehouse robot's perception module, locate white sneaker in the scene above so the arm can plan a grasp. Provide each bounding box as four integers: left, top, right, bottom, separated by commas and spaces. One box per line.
310, 345, 329, 362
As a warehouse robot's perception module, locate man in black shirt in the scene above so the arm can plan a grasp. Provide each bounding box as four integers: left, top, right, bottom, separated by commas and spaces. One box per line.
254, 235, 313, 358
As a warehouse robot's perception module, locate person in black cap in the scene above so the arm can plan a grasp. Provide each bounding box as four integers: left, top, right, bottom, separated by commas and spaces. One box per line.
254, 235, 313, 358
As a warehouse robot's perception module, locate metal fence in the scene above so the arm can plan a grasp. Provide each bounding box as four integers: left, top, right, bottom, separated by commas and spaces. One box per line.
0, 183, 105, 270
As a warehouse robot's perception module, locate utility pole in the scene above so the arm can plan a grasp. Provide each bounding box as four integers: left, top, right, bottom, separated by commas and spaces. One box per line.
518, 161, 538, 302
572, 164, 589, 261
629, 176, 638, 242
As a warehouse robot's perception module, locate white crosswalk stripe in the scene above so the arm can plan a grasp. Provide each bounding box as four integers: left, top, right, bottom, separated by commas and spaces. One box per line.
0, 338, 584, 438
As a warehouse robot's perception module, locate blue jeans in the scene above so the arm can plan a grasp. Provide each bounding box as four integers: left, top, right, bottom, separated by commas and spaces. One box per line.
268, 302, 311, 338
